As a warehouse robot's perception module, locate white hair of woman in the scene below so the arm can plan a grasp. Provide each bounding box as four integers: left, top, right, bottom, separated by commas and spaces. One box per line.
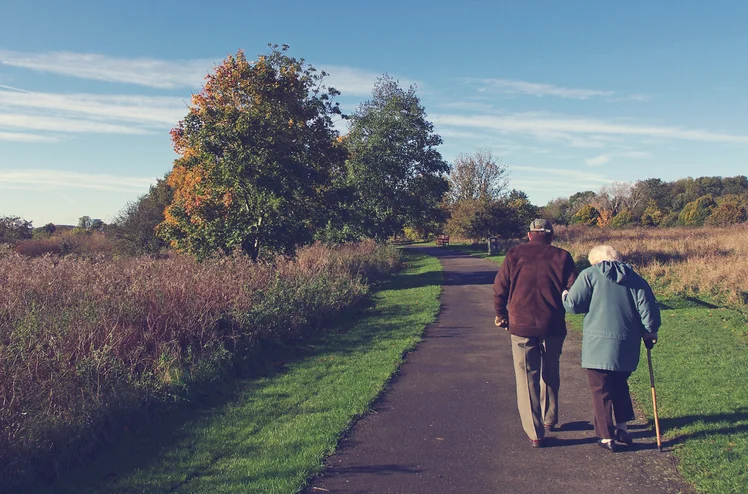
588, 245, 622, 266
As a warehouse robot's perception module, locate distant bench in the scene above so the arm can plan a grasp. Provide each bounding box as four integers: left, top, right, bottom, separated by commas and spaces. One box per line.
436, 235, 450, 246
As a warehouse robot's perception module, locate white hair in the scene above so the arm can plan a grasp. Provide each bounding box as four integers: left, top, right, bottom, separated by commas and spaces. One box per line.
588, 245, 622, 265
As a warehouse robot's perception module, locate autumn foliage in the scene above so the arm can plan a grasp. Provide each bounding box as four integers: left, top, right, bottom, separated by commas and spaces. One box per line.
159, 45, 346, 260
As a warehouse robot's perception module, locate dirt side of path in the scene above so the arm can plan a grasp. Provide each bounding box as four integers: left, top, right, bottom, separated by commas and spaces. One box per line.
307, 246, 692, 494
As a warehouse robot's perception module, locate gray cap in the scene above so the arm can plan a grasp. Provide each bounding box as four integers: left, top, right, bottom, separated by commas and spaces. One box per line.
529, 218, 553, 233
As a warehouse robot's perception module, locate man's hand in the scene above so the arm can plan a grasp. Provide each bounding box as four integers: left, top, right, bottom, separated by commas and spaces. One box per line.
495, 316, 508, 331
643, 334, 657, 349
562, 289, 569, 300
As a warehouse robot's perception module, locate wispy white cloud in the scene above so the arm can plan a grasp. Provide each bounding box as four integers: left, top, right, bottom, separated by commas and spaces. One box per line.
438, 129, 552, 158
0, 49, 409, 99
0, 113, 152, 134
585, 150, 652, 167
322, 66, 383, 97
464, 78, 615, 99
0, 89, 187, 125
0, 50, 215, 89
619, 151, 652, 159
585, 154, 612, 166
513, 165, 613, 183
432, 112, 748, 145
0, 88, 188, 139
0, 170, 154, 192
323, 66, 422, 98
511, 165, 615, 195
434, 112, 619, 149
58, 193, 77, 205
0, 131, 60, 142
0, 84, 31, 93
436, 100, 497, 112
621, 94, 651, 102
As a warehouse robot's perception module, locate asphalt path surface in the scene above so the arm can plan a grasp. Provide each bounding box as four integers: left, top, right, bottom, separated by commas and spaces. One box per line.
307, 246, 691, 494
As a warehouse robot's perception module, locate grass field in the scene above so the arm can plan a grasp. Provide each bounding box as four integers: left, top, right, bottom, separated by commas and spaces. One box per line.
448, 240, 748, 494
36, 250, 442, 494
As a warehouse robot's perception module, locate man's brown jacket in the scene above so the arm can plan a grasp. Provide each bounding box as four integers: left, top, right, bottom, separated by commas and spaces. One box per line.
493, 238, 578, 338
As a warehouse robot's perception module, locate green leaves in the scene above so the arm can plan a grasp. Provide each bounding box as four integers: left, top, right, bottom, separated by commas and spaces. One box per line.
342, 76, 449, 240
160, 46, 346, 260
160, 52, 455, 253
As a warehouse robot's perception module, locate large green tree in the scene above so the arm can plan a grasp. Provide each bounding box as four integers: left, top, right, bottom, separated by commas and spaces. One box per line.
541, 197, 572, 225
0, 216, 32, 243
158, 45, 346, 259
110, 178, 173, 256
343, 76, 449, 240
445, 191, 536, 241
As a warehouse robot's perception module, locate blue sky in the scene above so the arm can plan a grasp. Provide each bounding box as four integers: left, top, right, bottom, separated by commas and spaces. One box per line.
2, 0, 747, 226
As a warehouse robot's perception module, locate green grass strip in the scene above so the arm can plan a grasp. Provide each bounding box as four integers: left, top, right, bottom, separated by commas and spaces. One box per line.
40, 251, 442, 494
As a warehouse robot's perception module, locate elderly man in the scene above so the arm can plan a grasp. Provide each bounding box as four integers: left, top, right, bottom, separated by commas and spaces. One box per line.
493, 219, 578, 448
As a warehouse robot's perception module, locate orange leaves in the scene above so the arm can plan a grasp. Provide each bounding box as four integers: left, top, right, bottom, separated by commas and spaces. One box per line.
162, 207, 179, 227
221, 191, 235, 208
167, 165, 212, 215
596, 209, 614, 228
157, 45, 344, 259
191, 92, 207, 108
170, 125, 188, 154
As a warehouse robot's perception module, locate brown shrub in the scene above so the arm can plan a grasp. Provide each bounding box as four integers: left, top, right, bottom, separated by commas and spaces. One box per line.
14, 231, 114, 258
0, 241, 399, 487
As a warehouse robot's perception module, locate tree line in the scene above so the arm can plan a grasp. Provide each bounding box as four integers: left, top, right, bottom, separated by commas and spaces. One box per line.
542, 176, 748, 228
153, 45, 450, 260
4, 45, 747, 254
5, 45, 534, 256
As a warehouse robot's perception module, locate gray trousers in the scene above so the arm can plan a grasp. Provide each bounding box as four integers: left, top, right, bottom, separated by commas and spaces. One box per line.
510, 334, 565, 440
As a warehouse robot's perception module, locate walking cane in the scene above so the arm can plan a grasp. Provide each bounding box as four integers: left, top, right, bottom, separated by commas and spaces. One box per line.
646, 346, 662, 451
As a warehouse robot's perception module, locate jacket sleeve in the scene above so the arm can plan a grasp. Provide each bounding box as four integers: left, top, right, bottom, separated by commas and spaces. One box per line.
493, 256, 511, 320
563, 270, 592, 314
635, 278, 661, 335
563, 252, 578, 290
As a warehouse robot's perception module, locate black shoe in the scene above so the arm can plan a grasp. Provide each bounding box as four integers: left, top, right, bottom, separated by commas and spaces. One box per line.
615, 429, 634, 446
597, 439, 618, 452
544, 424, 556, 433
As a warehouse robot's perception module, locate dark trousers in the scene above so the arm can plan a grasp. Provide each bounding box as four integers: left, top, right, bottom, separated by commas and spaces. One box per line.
586, 369, 636, 439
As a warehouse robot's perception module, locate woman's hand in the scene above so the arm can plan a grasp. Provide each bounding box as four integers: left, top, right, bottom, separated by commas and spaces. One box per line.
643, 333, 658, 349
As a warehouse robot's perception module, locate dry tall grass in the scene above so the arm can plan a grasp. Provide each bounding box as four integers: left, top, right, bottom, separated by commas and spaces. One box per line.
0, 240, 399, 487
15, 230, 114, 257
554, 224, 748, 306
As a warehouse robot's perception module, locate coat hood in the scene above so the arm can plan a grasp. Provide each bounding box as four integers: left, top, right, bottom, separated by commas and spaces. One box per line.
595, 260, 633, 285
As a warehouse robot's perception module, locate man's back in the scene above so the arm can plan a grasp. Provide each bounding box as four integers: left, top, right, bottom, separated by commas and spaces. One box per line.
493, 240, 577, 338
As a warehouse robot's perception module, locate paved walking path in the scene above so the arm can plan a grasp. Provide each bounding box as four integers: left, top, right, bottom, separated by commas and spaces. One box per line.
307, 246, 691, 494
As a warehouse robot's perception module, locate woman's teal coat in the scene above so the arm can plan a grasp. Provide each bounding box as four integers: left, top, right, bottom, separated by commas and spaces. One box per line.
563, 261, 661, 372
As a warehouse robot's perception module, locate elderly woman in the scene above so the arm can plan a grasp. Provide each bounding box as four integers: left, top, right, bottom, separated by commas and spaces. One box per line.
563, 245, 660, 452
